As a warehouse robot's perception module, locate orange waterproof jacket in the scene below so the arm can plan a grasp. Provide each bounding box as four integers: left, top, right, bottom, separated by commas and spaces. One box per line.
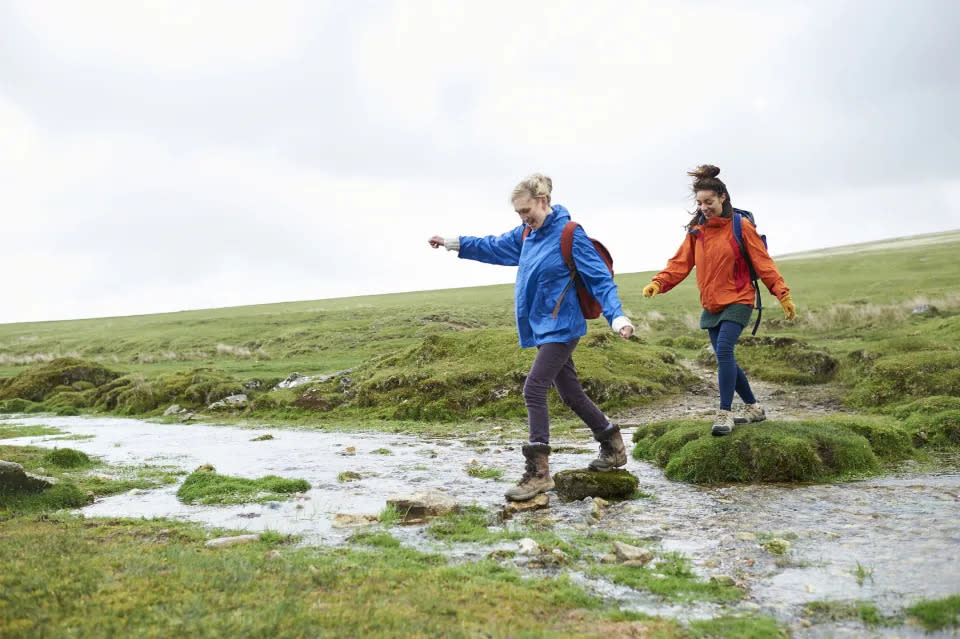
653, 215, 789, 313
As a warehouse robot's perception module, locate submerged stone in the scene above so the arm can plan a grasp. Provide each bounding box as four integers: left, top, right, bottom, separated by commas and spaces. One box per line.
552, 469, 638, 501
386, 491, 458, 521
613, 541, 653, 564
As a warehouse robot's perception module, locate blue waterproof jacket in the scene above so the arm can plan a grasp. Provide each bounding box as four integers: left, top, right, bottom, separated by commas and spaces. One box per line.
458, 205, 625, 348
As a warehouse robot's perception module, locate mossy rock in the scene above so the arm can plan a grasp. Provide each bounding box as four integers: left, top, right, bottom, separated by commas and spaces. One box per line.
903, 410, 960, 449
93, 368, 244, 414
633, 418, 900, 483
697, 336, 838, 385
0, 358, 121, 402
552, 469, 638, 501
815, 415, 914, 461
845, 350, 960, 409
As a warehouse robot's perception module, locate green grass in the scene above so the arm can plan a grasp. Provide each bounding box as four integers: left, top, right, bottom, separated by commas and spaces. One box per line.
2, 231, 956, 424
905, 595, 960, 631
4, 515, 708, 639
175, 469, 310, 505
0, 424, 63, 439
589, 551, 743, 604
465, 461, 503, 479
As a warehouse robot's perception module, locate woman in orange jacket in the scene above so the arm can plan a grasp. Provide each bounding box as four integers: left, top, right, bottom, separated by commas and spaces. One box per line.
642, 165, 796, 435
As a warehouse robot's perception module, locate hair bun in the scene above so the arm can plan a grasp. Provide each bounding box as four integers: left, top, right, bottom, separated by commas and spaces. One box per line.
687, 164, 720, 179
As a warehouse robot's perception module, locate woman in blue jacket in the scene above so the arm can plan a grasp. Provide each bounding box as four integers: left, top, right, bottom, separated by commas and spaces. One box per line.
429, 174, 634, 501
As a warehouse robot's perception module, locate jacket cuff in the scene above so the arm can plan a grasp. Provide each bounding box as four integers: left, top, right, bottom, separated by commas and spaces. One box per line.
612, 315, 633, 333
444, 237, 460, 252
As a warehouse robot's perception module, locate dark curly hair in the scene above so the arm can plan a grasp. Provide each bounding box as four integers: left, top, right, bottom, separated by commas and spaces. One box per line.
686, 164, 733, 230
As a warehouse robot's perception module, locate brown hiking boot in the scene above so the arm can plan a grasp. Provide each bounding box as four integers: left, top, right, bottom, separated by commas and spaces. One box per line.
588, 424, 627, 471
504, 443, 554, 501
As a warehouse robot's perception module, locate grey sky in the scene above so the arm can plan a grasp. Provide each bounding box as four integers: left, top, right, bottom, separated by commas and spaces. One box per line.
1, 0, 958, 324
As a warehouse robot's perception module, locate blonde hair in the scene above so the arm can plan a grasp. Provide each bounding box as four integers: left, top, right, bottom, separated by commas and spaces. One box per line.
510, 173, 553, 205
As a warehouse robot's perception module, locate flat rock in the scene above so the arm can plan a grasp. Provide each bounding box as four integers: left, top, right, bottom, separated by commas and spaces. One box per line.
204, 534, 260, 548
553, 469, 638, 501
386, 491, 458, 521
517, 538, 542, 555
500, 493, 549, 519
614, 541, 653, 564
0, 460, 57, 493
332, 513, 380, 527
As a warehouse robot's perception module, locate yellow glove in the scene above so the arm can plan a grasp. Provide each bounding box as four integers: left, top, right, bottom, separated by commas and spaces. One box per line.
779, 294, 796, 320
642, 281, 661, 298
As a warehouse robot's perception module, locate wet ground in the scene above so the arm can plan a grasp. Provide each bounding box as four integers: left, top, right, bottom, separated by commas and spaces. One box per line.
3, 377, 959, 638
5, 408, 960, 637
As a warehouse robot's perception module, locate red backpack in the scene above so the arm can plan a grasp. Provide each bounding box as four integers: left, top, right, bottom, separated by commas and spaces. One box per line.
521, 221, 613, 319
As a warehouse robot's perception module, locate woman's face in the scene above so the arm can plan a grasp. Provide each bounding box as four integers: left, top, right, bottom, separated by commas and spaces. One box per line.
695, 190, 726, 220
513, 194, 550, 230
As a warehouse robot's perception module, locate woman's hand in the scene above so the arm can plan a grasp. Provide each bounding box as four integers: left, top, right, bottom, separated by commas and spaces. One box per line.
779, 294, 796, 320
428, 236, 445, 249
642, 281, 660, 298
619, 325, 634, 340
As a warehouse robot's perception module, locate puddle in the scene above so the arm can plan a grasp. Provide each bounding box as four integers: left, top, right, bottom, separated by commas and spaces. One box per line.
4, 414, 959, 637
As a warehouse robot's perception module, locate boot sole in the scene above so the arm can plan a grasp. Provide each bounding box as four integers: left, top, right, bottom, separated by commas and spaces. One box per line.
588, 460, 627, 472
504, 480, 555, 502
711, 427, 732, 436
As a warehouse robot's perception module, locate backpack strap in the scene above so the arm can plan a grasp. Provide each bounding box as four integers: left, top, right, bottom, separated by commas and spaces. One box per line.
733, 213, 763, 336
551, 222, 580, 319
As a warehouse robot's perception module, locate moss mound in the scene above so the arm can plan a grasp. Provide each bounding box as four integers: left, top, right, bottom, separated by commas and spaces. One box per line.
94, 368, 244, 414
286, 328, 695, 421
0, 358, 121, 403
890, 395, 960, 420
0, 398, 41, 414
176, 470, 311, 505
631, 418, 914, 483
845, 350, 960, 410
0, 481, 91, 512
552, 469, 638, 500
42, 448, 93, 469
902, 410, 960, 449
697, 336, 838, 385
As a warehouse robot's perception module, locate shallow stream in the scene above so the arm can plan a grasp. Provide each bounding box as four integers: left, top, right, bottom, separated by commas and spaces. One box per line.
5, 414, 959, 638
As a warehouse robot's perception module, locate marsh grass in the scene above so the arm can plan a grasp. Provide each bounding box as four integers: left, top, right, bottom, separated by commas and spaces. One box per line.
804, 600, 892, 627
175, 470, 310, 505
589, 551, 743, 604
0, 424, 63, 439
465, 461, 503, 479
905, 595, 960, 631
630, 417, 910, 483
0, 445, 183, 516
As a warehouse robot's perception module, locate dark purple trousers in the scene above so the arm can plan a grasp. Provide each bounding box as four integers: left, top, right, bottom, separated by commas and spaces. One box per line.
523, 338, 610, 444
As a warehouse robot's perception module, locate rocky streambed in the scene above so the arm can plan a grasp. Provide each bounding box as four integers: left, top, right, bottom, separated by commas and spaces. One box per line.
2, 411, 958, 638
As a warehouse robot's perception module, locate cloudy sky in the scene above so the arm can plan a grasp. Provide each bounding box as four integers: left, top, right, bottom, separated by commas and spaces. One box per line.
2, 0, 958, 324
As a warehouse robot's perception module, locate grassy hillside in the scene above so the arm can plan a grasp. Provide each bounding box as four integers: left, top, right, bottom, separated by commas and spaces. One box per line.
1, 230, 958, 421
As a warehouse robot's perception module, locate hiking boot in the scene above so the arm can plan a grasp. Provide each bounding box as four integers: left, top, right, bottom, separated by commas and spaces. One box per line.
504, 443, 554, 501
711, 410, 735, 437
741, 403, 766, 423
588, 424, 627, 471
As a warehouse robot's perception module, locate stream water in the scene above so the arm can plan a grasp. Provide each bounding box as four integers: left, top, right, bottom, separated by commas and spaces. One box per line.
4, 414, 959, 638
